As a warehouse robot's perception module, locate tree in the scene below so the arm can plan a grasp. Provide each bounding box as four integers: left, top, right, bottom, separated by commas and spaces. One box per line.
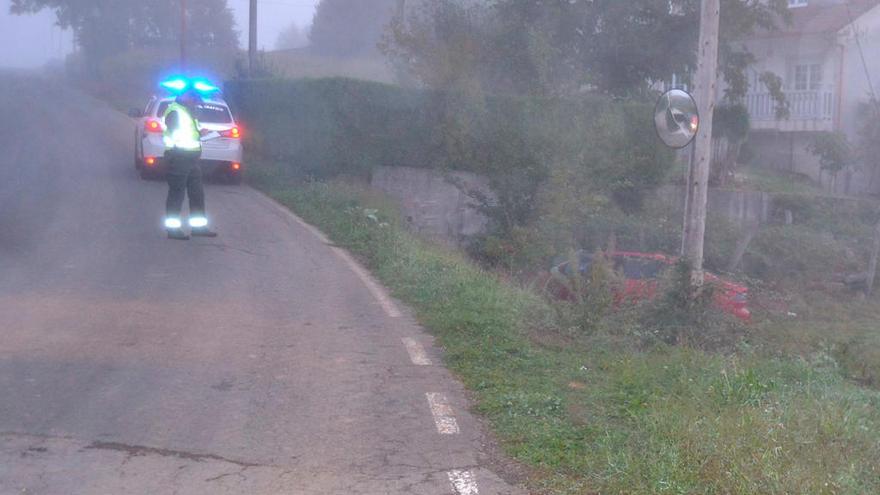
381, 1, 490, 91
10, 0, 239, 64
711, 103, 750, 186
858, 100, 880, 191
276, 21, 309, 50
309, 0, 397, 57
183, 0, 239, 50
384, 0, 791, 103
808, 132, 853, 191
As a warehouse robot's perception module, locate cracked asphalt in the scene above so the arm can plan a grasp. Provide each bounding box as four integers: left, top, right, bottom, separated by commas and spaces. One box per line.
0, 73, 525, 495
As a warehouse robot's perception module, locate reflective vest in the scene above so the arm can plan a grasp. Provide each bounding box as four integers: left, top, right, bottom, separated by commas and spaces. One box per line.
162, 102, 201, 152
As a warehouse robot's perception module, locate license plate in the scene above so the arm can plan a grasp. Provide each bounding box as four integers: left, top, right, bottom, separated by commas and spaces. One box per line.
202, 140, 228, 150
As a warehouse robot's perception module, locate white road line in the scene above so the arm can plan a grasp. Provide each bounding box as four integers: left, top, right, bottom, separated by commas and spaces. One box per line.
257, 192, 332, 244
426, 393, 460, 435
253, 189, 401, 318
402, 337, 432, 365
330, 246, 402, 318
258, 191, 480, 491
448, 470, 480, 494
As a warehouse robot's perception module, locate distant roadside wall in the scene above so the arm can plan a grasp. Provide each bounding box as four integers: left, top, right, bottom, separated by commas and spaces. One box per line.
371, 167, 778, 244
370, 166, 490, 245
655, 186, 773, 226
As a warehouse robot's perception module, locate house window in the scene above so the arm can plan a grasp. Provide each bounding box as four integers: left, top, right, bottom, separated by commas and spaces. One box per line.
788, 0, 807, 7
794, 64, 822, 91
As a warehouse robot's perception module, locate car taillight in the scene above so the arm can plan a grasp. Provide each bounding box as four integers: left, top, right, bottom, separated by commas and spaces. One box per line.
231, 162, 241, 171
145, 157, 156, 166
145, 119, 162, 133
221, 127, 241, 139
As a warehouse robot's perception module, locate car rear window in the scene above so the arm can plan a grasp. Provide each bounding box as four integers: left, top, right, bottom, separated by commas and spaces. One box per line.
615, 258, 666, 279
156, 101, 233, 124
196, 103, 232, 124
157, 101, 170, 118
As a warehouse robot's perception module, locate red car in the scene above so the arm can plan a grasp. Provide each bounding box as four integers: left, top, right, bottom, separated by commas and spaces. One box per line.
547, 251, 751, 322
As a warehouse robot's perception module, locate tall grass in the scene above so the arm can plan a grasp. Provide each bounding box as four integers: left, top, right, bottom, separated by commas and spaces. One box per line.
257, 175, 880, 494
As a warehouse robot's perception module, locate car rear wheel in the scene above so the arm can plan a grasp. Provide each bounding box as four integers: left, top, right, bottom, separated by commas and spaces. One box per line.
134, 136, 142, 170
139, 167, 157, 180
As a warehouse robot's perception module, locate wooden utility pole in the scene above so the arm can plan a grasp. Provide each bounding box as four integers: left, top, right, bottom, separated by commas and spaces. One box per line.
397, 0, 407, 20
681, 0, 720, 286
248, 0, 258, 76
180, 0, 187, 69
867, 220, 880, 295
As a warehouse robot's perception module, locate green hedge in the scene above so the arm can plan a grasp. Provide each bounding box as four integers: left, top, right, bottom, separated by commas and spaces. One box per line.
223, 77, 672, 192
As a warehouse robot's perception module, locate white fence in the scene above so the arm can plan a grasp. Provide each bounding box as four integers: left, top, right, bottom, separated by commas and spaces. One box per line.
745, 91, 834, 121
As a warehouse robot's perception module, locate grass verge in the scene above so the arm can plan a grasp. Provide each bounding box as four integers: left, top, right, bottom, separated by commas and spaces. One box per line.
251, 167, 880, 494
735, 165, 825, 195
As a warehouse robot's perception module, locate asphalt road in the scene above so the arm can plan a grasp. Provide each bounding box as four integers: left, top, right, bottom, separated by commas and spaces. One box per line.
0, 73, 523, 495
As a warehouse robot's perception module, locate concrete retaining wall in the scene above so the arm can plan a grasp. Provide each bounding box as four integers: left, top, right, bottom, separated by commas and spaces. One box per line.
372, 167, 780, 244
655, 186, 773, 226
370, 166, 491, 245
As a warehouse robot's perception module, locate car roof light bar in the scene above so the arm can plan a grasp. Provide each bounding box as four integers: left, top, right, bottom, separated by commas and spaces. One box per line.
192, 80, 220, 93
160, 78, 189, 92
159, 78, 221, 95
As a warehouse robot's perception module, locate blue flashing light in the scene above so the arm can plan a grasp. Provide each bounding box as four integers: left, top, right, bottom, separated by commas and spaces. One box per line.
160, 78, 188, 92
193, 80, 220, 93
159, 77, 221, 95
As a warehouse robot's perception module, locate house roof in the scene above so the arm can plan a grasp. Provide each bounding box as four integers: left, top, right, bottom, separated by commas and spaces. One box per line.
756, 0, 880, 38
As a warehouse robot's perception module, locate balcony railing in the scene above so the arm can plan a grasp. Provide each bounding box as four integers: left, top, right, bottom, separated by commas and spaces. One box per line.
745, 91, 834, 121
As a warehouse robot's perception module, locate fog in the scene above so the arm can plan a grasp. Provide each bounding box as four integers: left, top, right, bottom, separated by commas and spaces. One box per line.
0, 0, 319, 69
0, 0, 72, 68
227, 0, 319, 50
1, 2, 880, 493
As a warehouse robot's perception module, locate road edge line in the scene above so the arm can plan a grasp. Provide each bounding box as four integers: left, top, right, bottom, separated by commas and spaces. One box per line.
249, 188, 402, 318
425, 392, 460, 435
448, 469, 480, 494
402, 337, 432, 365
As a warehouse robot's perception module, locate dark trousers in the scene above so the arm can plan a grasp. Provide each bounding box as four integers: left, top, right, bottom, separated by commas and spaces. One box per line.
165, 152, 206, 223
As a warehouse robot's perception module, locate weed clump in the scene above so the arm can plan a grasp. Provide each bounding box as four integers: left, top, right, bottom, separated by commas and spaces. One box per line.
553, 249, 618, 334
648, 260, 750, 350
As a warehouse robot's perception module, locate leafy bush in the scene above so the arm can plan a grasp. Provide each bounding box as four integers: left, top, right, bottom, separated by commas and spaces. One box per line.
857, 100, 880, 186
747, 225, 859, 282
259, 176, 880, 495
769, 194, 877, 245
808, 131, 853, 175
227, 77, 675, 273
713, 103, 750, 141
644, 260, 721, 345
226, 78, 671, 175
225, 79, 671, 183
771, 193, 816, 222
552, 250, 619, 333
703, 213, 743, 272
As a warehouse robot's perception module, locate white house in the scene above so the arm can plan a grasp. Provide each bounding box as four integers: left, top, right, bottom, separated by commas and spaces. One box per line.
739, 0, 880, 194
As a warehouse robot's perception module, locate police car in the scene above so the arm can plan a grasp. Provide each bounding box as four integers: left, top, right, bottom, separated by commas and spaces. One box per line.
131, 79, 243, 184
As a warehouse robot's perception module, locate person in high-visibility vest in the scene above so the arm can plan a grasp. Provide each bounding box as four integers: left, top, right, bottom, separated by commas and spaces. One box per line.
162, 90, 217, 240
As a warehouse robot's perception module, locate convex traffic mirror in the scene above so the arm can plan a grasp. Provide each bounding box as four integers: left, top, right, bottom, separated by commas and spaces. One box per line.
654, 89, 699, 149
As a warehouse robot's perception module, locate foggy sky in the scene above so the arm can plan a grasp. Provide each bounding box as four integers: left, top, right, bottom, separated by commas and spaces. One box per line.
0, 0, 72, 68
228, 0, 319, 50
0, 0, 320, 68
